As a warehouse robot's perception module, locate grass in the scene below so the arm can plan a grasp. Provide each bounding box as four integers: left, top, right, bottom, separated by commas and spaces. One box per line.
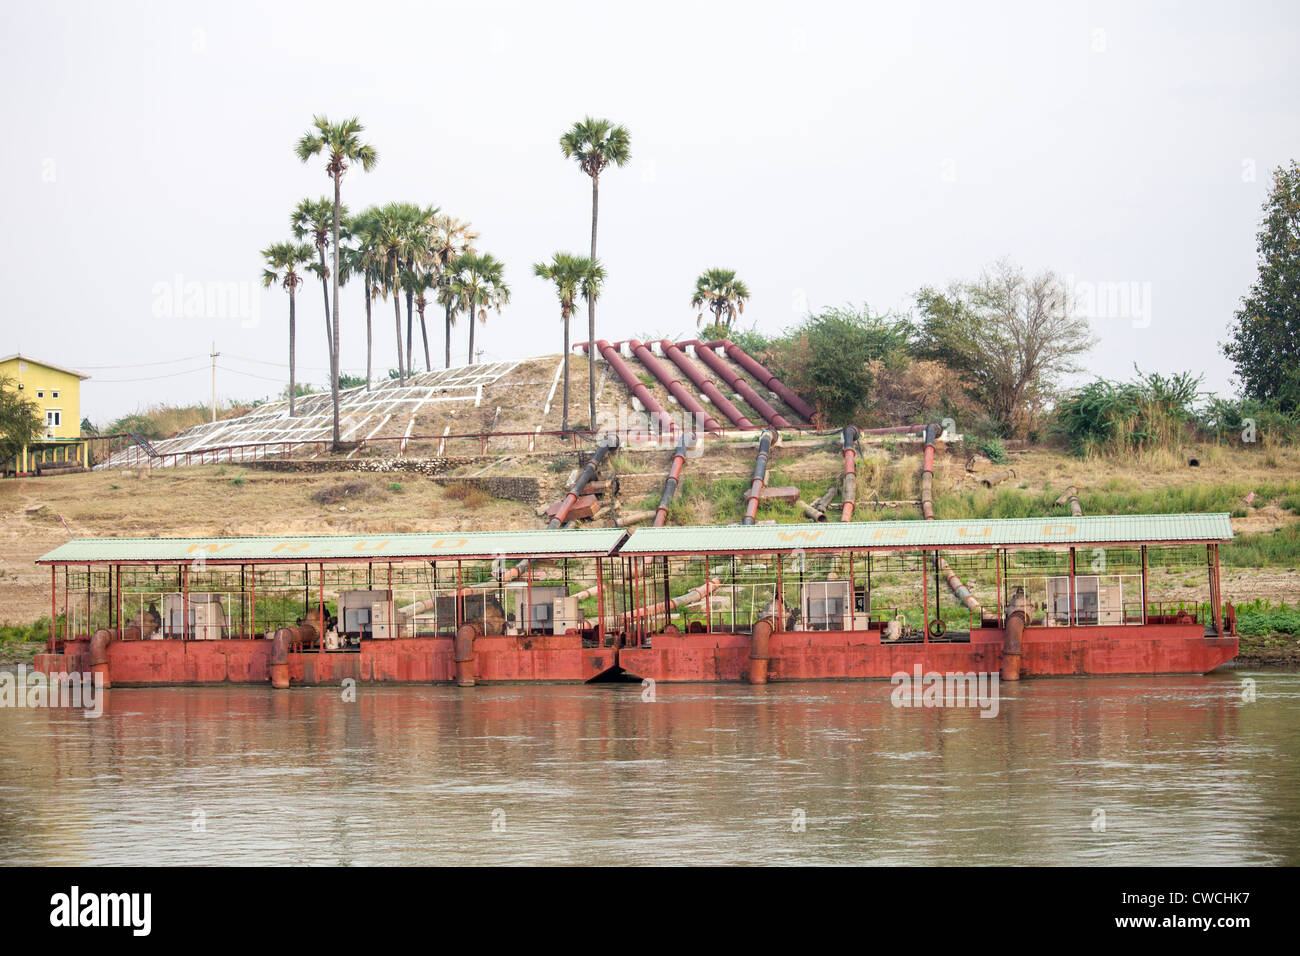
443, 483, 490, 509
1223, 524, 1300, 568
1234, 599, 1300, 636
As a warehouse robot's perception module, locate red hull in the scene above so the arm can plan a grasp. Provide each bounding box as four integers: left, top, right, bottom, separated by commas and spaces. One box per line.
33, 623, 1235, 687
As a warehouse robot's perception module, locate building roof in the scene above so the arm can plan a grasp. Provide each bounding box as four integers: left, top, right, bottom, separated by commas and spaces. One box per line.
619, 513, 1234, 555
36, 528, 627, 565
0, 354, 91, 381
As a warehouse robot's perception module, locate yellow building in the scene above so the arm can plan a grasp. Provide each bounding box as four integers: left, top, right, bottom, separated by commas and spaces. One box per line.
0, 354, 90, 474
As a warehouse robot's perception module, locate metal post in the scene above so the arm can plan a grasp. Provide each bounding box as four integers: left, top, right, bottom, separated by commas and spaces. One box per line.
1140, 546, 1148, 625
921, 551, 929, 642
1068, 548, 1076, 626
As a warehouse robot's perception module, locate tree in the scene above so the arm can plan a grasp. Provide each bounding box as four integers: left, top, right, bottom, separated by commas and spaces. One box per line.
295, 115, 377, 446
427, 215, 478, 367
342, 207, 386, 391
915, 259, 1096, 434
0, 375, 42, 468
561, 117, 630, 428
534, 253, 604, 433
261, 241, 315, 417
692, 269, 750, 329
771, 306, 916, 426
454, 252, 511, 365
1223, 160, 1300, 413
290, 196, 348, 370
371, 202, 423, 384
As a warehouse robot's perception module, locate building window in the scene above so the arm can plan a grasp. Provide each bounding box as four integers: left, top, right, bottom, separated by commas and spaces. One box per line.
46, 410, 61, 427
36, 390, 43, 398
52, 390, 59, 398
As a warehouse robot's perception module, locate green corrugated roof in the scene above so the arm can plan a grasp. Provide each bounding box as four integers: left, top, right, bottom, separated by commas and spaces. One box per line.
36, 528, 628, 565
620, 513, 1234, 555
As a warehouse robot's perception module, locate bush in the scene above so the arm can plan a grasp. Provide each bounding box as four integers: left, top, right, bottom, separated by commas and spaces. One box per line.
311, 480, 370, 505
1234, 600, 1300, 636
443, 483, 490, 509
973, 436, 1007, 463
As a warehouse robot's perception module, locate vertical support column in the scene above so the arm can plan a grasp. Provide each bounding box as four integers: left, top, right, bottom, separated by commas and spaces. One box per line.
596, 559, 605, 647
1068, 548, 1077, 626
995, 548, 1003, 626
318, 563, 326, 655
705, 556, 712, 634
921, 550, 930, 642
251, 565, 257, 639
1210, 544, 1223, 637
181, 563, 188, 640
49, 565, 56, 652
775, 552, 784, 629
848, 551, 856, 631
1140, 546, 1148, 625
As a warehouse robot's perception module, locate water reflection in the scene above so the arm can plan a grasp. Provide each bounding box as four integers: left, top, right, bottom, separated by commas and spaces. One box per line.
0, 672, 1295, 865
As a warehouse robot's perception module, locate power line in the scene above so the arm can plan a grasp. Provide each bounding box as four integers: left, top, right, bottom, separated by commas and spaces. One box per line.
71, 355, 205, 369
86, 365, 211, 383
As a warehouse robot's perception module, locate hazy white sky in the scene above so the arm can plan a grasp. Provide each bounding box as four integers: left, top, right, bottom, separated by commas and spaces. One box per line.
3, 0, 1297, 421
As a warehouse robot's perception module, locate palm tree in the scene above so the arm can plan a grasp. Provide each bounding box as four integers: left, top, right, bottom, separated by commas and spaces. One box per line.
371, 202, 423, 384
454, 253, 511, 365
290, 197, 347, 370
534, 253, 604, 433
426, 215, 478, 368
295, 115, 377, 446
692, 268, 750, 329
261, 242, 315, 418
560, 117, 630, 428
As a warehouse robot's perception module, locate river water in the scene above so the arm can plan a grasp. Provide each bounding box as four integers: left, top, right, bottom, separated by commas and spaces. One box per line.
1, 671, 1296, 866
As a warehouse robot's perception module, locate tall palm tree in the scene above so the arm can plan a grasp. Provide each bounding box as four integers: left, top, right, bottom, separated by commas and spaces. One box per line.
295, 115, 377, 446
290, 197, 347, 370
692, 268, 750, 329
453, 253, 511, 366
261, 242, 315, 418
427, 215, 478, 368
560, 117, 630, 428
534, 253, 604, 433
372, 202, 423, 384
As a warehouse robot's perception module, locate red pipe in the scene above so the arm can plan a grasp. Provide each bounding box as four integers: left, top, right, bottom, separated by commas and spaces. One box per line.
743, 430, 774, 525
656, 339, 756, 429
580, 340, 675, 436
841, 425, 859, 522
706, 339, 816, 422
549, 433, 619, 528
653, 433, 692, 526
454, 622, 480, 687
747, 617, 773, 684
679, 340, 791, 429
621, 339, 722, 433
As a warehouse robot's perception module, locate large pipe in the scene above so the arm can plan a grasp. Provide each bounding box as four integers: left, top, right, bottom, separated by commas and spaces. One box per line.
89, 628, 116, 689
743, 430, 775, 525
580, 340, 674, 436
549, 433, 619, 529
653, 432, 694, 526
919, 423, 983, 614
679, 340, 791, 429
803, 483, 837, 522
706, 339, 816, 422
840, 425, 859, 522
585, 578, 721, 628
1002, 590, 1032, 681
747, 617, 774, 684
270, 623, 316, 689
454, 622, 480, 687
1057, 485, 1083, 517
623, 339, 722, 434
657, 339, 756, 429
981, 468, 1017, 488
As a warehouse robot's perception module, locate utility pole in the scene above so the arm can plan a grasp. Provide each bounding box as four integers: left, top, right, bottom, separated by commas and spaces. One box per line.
209, 341, 220, 423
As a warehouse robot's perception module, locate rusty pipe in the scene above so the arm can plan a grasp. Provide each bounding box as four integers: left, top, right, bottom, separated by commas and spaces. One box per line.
981, 468, 1017, 488
679, 340, 791, 429
269, 624, 314, 689
653, 432, 694, 526
549, 433, 619, 529
585, 578, 721, 627
805, 483, 838, 522
743, 429, 774, 525
454, 622, 480, 687
920, 423, 983, 613
614, 508, 656, 527
841, 425, 859, 521
623, 339, 722, 434
1002, 590, 1032, 681
580, 341, 674, 437
89, 628, 115, 689
1056, 485, 1083, 517
706, 339, 816, 422
657, 339, 756, 429
747, 617, 774, 684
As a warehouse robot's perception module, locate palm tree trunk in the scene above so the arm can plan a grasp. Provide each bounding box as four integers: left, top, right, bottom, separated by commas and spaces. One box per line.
561, 310, 571, 433
468, 303, 476, 365
289, 288, 297, 418
364, 287, 372, 391
587, 173, 599, 430
393, 291, 404, 385
330, 175, 342, 447
405, 289, 415, 376
317, 247, 334, 369
419, 308, 431, 371
444, 301, 453, 369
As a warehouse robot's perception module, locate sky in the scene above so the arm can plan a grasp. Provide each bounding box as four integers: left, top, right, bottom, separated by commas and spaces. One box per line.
2, 0, 1297, 423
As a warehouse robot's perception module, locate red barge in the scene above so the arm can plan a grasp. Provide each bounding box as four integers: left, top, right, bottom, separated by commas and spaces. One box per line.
32, 513, 1237, 687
